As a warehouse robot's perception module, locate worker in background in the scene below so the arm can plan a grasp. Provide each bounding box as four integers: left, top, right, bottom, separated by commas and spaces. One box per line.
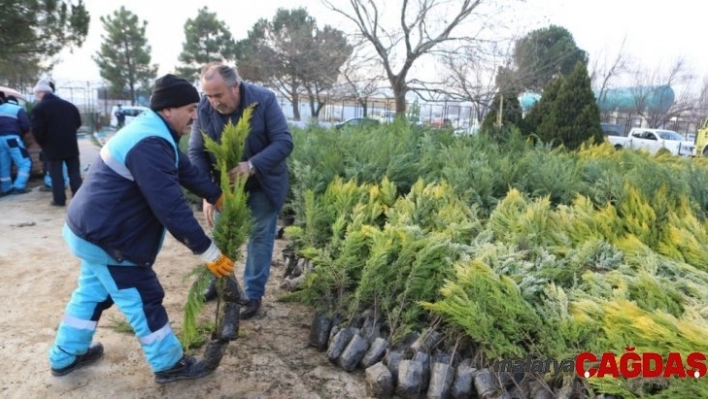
0, 91, 32, 196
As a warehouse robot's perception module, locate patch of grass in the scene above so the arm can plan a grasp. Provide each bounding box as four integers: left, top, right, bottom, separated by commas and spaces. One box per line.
182, 320, 247, 354
108, 315, 134, 334
184, 320, 216, 350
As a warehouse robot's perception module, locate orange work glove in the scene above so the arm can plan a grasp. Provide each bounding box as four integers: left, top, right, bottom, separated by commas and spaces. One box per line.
206, 253, 234, 278
214, 193, 225, 212
200, 241, 234, 278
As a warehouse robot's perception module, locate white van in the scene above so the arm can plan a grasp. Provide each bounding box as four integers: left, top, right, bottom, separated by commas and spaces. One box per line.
110, 105, 150, 128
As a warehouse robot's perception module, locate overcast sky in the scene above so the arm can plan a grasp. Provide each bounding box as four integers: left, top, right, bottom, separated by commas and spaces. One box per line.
49, 0, 706, 91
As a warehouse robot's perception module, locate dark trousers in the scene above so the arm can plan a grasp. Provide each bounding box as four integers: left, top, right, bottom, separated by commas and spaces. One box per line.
49, 157, 82, 205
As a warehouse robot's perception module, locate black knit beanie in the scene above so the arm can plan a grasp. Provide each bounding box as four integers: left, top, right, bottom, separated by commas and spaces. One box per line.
149, 74, 200, 111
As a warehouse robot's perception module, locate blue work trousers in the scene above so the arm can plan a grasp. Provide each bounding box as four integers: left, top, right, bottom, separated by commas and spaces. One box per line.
49, 260, 183, 373
0, 135, 31, 194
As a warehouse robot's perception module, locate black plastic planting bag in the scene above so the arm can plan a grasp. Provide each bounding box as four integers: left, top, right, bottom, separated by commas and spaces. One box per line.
219, 275, 249, 305
202, 335, 229, 370
309, 313, 333, 351
219, 302, 240, 341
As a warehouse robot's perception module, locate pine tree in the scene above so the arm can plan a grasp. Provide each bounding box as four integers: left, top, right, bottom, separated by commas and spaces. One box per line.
0, 54, 44, 92
523, 76, 564, 139
0, 0, 89, 60
176, 7, 237, 83
180, 107, 253, 350
538, 62, 603, 150
510, 25, 588, 93
481, 91, 525, 132
93, 7, 158, 104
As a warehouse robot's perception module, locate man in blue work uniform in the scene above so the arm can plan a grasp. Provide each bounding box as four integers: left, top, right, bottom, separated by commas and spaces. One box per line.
0, 91, 32, 196
189, 63, 293, 320
48, 74, 235, 384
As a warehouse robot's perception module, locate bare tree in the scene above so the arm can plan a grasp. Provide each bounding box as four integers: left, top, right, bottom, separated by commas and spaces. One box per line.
329, 36, 387, 117
628, 58, 699, 129
321, 0, 510, 115
301, 25, 353, 118
430, 42, 511, 123
693, 77, 708, 125
590, 39, 632, 121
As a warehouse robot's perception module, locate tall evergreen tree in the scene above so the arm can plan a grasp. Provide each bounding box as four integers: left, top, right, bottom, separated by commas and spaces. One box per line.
176, 7, 237, 82
531, 62, 603, 150
482, 91, 524, 132
93, 7, 158, 105
524, 76, 563, 137
0, 0, 89, 90
499, 25, 587, 94
0, 0, 90, 60
547, 62, 603, 149
0, 54, 45, 92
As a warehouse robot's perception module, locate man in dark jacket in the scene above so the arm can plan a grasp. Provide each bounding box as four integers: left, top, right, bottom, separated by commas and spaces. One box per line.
49, 74, 235, 384
189, 63, 293, 319
31, 78, 83, 206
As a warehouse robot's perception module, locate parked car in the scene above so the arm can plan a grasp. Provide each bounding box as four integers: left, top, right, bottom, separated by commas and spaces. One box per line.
376, 111, 396, 123
607, 128, 694, 157
600, 123, 623, 137
110, 105, 149, 128
335, 118, 380, 130
288, 119, 334, 130
453, 125, 480, 137
0, 86, 27, 103
428, 117, 453, 129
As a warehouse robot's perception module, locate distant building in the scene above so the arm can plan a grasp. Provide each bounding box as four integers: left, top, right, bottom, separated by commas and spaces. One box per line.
518, 85, 675, 115
596, 85, 674, 114
517, 86, 684, 131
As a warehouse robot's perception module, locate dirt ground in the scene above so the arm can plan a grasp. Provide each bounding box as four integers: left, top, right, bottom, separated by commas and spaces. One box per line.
0, 137, 372, 399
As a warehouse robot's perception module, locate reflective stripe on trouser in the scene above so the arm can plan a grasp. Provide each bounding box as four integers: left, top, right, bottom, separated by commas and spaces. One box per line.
49, 260, 183, 372
0, 135, 31, 192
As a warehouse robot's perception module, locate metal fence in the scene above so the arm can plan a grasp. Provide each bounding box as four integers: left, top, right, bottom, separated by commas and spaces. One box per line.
57, 85, 705, 136
602, 113, 701, 136
275, 94, 481, 129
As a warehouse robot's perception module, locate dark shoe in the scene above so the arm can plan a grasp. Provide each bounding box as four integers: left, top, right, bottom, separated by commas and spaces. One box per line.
50, 201, 66, 207
12, 188, 29, 194
51, 343, 104, 377
39, 186, 52, 192
201, 280, 217, 302
240, 299, 261, 320
154, 355, 212, 384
